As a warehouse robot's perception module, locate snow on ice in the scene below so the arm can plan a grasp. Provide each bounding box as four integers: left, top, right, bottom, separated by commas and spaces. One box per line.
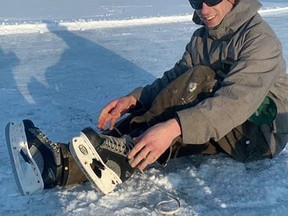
0, 0, 288, 215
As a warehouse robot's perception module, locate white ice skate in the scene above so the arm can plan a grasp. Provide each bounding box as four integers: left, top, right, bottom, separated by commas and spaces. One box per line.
5, 121, 44, 195
69, 133, 123, 194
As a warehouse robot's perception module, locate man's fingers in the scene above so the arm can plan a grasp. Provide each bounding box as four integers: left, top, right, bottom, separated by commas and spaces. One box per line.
128, 140, 145, 160
129, 146, 150, 168
109, 117, 117, 130
98, 106, 122, 130
110, 101, 130, 117
110, 105, 122, 116
97, 96, 137, 130
97, 114, 111, 130
138, 153, 158, 171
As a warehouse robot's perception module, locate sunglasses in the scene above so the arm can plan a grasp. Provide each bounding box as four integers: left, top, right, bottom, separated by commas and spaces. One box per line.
189, 0, 223, 10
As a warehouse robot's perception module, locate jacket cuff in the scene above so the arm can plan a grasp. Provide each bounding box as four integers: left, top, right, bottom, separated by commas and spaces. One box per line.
176, 108, 211, 144
127, 87, 143, 101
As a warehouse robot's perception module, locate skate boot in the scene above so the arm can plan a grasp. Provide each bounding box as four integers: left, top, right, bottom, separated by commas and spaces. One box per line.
69, 127, 135, 194
5, 119, 87, 195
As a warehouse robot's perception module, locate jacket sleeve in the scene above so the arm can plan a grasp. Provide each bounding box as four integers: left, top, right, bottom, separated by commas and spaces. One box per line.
128, 42, 193, 110
176, 22, 286, 144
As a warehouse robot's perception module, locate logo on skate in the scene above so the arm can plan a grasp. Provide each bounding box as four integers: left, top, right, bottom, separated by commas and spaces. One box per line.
79, 144, 88, 155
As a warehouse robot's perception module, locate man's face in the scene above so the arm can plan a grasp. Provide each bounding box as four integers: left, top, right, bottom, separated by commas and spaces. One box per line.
195, 0, 234, 28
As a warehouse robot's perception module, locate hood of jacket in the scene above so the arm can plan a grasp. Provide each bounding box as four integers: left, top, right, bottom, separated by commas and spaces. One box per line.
192, 0, 262, 39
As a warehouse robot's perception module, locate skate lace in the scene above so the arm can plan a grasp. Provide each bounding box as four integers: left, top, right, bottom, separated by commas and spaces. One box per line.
29, 127, 59, 151
103, 135, 135, 155
103, 136, 125, 153
138, 170, 181, 215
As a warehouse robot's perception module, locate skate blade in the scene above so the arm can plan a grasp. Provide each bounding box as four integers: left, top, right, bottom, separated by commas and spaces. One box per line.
5, 121, 44, 196
69, 135, 122, 194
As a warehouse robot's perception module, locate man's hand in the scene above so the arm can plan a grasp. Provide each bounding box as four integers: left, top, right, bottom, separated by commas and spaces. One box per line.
128, 118, 181, 171
97, 96, 137, 130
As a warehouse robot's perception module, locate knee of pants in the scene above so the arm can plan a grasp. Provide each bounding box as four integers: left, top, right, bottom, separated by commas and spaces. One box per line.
136, 65, 218, 125
188, 65, 216, 83
176, 66, 217, 104
154, 65, 217, 105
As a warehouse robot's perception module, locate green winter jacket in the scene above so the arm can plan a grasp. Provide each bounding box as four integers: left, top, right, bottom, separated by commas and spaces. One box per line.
129, 0, 288, 156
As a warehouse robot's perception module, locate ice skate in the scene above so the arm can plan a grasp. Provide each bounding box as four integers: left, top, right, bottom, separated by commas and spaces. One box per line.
69, 127, 135, 194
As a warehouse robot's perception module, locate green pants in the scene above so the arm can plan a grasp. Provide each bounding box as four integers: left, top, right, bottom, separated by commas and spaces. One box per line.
113, 65, 272, 164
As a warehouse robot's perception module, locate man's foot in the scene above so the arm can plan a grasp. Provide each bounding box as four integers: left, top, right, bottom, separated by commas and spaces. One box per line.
69, 127, 135, 194
5, 120, 65, 195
